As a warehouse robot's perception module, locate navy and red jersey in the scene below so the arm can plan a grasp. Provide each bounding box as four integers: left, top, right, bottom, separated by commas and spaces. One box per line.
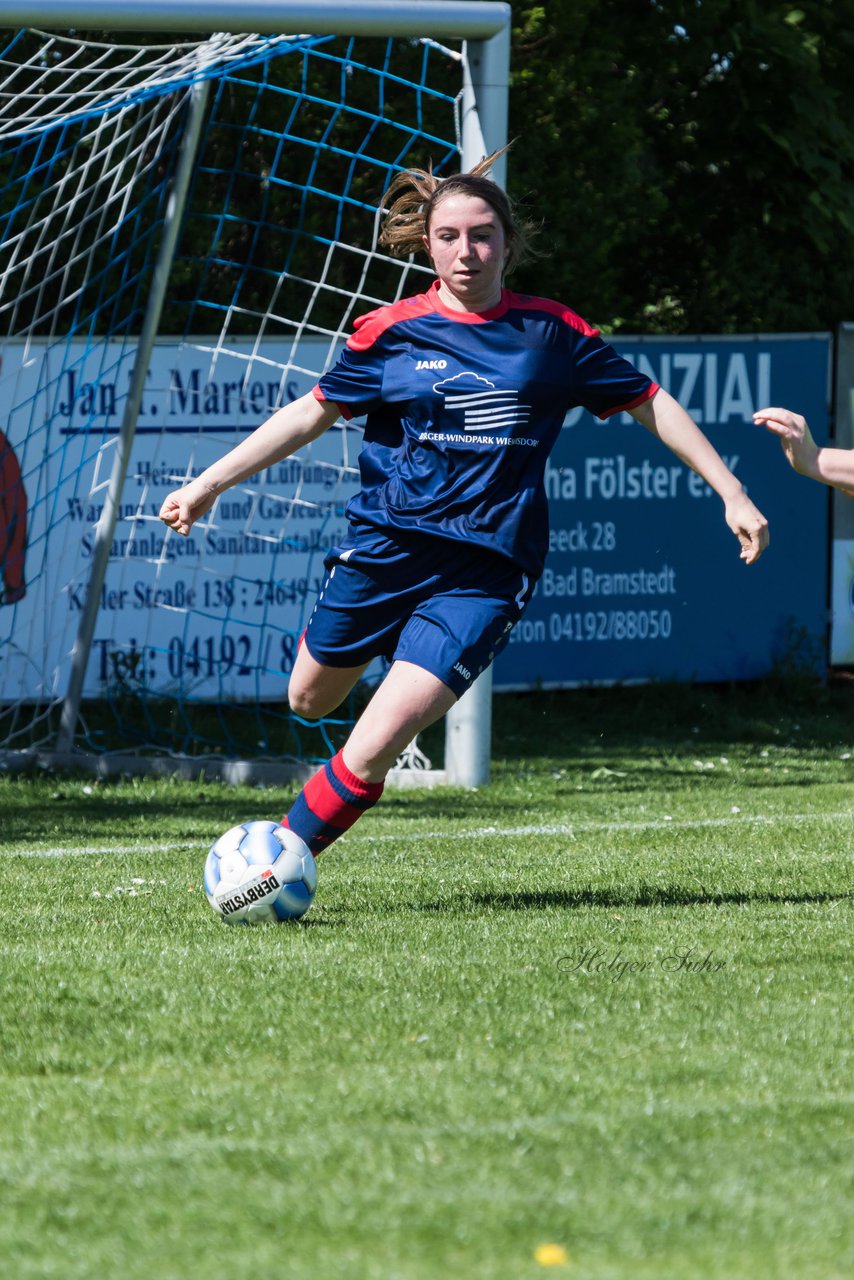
314, 281, 658, 578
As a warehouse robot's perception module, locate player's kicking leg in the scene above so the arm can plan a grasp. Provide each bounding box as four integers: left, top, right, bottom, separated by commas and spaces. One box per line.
282, 658, 456, 855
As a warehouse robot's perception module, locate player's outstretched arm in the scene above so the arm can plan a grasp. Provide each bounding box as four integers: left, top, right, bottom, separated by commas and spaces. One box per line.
753, 406, 854, 498
631, 387, 769, 565
159, 392, 341, 536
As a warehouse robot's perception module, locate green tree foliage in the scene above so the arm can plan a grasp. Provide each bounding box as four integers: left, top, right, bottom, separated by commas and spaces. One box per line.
508, 0, 854, 333
5, 10, 852, 339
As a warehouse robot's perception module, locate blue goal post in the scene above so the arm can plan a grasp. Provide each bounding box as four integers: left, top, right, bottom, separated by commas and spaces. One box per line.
0, 1, 509, 787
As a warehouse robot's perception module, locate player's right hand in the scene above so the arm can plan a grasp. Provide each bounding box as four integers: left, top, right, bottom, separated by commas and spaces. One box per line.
159, 480, 218, 536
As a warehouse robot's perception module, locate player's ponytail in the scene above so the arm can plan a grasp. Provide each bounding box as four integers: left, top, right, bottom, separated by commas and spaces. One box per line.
378, 143, 536, 273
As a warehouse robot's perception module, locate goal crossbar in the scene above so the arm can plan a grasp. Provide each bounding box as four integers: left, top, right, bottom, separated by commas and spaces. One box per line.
0, 0, 510, 38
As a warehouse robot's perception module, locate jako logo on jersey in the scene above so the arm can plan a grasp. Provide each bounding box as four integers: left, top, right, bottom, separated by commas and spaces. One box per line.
433, 371, 532, 432
416, 358, 448, 371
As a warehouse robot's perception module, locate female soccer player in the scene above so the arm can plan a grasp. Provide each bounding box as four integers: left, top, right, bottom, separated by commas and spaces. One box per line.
754, 406, 854, 497
160, 149, 769, 855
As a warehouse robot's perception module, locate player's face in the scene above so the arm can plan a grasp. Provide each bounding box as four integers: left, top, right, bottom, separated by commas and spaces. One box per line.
422, 194, 508, 312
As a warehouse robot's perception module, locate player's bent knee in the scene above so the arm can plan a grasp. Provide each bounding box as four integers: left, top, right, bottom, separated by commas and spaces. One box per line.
288, 672, 356, 721
287, 685, 332, 721
289, 640, 367, 720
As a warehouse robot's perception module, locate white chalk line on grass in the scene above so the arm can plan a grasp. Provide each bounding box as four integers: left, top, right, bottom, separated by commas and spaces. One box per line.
3, 843, 178, 858
3, 810, 853, 857
358, 811, 854, 843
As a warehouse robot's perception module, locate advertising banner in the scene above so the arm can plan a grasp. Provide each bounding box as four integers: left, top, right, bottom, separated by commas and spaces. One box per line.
493, 334, 831, 688
0, 332, 831, 704
0, 338, 356, 703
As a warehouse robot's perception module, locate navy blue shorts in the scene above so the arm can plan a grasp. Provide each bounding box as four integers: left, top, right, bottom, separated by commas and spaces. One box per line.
302, 527, 533, 698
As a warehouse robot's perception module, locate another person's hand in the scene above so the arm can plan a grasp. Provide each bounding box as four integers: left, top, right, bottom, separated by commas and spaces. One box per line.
159, 479, 219, 536
753, 406, 818, 478
724, 490, 769, 565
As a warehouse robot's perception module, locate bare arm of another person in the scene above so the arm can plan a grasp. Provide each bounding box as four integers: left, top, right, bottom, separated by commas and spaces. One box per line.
754, 406, 854, 499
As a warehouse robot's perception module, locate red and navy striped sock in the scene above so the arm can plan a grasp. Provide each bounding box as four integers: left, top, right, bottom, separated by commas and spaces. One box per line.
283, 750, 384, 855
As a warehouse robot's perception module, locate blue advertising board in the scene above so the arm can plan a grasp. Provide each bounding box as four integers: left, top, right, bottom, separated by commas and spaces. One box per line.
493, 334, 831, 689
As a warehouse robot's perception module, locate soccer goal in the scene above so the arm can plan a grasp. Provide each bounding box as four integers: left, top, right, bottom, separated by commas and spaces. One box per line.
0, 1, 510, 786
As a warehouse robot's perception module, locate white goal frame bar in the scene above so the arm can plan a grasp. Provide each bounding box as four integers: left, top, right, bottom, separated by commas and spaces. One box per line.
0, 1, 509, 38
1, 1, 510, 788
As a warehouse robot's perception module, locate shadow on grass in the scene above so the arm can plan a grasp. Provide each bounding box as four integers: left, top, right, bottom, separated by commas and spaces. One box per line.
418, 886, 853, 912
289, 915, 338, 929
491, 679, 854, 761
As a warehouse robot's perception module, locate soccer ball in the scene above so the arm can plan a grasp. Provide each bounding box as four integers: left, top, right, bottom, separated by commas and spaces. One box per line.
203, 821, 317, 924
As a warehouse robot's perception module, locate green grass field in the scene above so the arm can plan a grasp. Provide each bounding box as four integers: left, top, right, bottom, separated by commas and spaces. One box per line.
1, 682, 852, 1280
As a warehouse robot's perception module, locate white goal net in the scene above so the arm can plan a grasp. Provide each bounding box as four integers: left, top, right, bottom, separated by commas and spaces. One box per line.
0, 9, 508, 781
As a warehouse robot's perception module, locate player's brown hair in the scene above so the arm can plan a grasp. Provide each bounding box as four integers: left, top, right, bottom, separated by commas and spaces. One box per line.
378, 144, 535, 274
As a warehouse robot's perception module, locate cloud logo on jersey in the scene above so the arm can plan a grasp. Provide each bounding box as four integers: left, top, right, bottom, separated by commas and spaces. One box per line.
433, 372, 531, 433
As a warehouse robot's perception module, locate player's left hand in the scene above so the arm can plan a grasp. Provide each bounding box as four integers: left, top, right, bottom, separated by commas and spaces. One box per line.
724, 490, 769, 565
